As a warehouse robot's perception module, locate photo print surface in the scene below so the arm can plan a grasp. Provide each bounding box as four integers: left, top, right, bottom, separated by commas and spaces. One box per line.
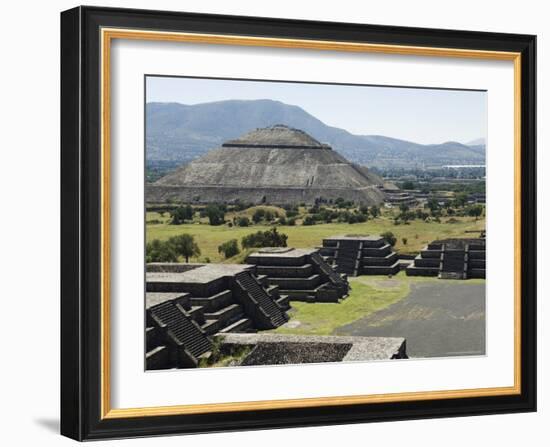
144, 75, 487, 371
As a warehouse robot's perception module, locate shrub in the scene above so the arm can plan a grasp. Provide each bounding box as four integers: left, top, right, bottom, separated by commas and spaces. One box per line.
170, 205, 193, 224
252, 209, 265, 223
242, 228, 288, 249
205, 204, 225, 225
146, 239, 178, 263
236, 216, 250, 227
381, 231, 397, 247
286, 209, 298, 218
233, 200, 247, 211
402, 237, 408, 245
218, 239, 240, 259
302, 215, 316, 226
370, 205, 381, 218
453, 192, 469, 208
427, 198, 440, 213
467, 204, 483, 219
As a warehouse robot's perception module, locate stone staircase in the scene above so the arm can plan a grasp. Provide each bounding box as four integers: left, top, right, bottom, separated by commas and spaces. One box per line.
407, 238, 485, 279
310, 252, 345, 285
334, 240, 362, 276
149, 301, 212, 361
321, 236, 399, 276
235, 271, 288, 328
439, 248, 467, 279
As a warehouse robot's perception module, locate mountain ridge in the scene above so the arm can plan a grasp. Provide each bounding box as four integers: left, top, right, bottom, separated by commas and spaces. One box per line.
146, 99, 485, 169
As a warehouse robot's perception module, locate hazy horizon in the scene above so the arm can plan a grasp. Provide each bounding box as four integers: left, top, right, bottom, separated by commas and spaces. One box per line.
146, 76, 487, 146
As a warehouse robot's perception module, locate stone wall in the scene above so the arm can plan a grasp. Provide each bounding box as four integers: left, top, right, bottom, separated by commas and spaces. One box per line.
146, 184, 385, 206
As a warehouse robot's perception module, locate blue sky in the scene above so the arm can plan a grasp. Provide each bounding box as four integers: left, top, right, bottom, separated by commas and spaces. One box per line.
146, 76, 487, 145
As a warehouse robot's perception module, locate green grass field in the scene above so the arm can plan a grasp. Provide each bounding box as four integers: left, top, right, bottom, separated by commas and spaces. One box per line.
146, 211, 485, 263
271, 272, 485, 336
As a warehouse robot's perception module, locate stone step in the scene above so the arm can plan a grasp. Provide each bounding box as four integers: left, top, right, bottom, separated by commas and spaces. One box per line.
146, 345, 170, 370
202, 319, 222, 335
362, 252, 398, 266
236, 271, 287, 328
188, 305, 205, 324
406, 266, 440, 277
190, 289, 233, 312
267, 274, 322, 290
150, 302, 212, 359
361, 262, 400, 275
204, 303, 243, 324
255, 264, 314, 278
276, 295, 291, 310
218, 318, 253, 334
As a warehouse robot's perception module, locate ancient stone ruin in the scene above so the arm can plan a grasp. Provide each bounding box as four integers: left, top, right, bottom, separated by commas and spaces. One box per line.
146, 124, 386, 206
146, 263, 290, 369
219, 333, 407, 366
145, 249, 353, 369
320, 235, 400, 276
406, 238, 486, 279
245, 247, 350, 302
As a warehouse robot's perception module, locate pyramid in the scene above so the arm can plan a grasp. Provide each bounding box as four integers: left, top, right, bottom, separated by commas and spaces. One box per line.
146, 125, 386, 205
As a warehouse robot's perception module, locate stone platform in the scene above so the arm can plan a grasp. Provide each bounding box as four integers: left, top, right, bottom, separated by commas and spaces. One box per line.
145, 263, 290, 370
218, 333, 407, 365
406, 238, 486, 279
246, 247, 349, 302
320, 235, 400, 276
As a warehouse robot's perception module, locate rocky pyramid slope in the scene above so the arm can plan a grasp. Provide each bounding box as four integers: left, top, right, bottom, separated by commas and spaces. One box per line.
147, 125, 386, 206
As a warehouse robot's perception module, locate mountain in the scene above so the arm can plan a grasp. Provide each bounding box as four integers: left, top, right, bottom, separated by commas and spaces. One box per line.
466, 137, 486, 146
146, 99, 486, 169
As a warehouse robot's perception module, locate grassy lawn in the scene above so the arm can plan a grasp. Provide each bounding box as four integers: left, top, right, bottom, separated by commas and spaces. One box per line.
146, 211, 485, 263
271, 272, 485, 336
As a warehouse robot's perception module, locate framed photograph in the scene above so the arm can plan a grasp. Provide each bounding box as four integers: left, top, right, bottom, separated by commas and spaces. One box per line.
60, 6, 536, 441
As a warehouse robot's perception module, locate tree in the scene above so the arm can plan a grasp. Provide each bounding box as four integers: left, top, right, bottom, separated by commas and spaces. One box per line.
370, 205, 380, 218
453, 192, 469, 208
427, 197, 440, 214
146, 239, 178, 263
467, 204, 483, 220
205, 204, 225, 226
252, 209, 265, 223
167, 234, 201, 263
218, 239, 240, 259
303, 215, 316, 225
399, 203, 410, 213
381, 231, 397, 247
401, 180, 416, 190
402, 237, 408, 246
170, 205, 193, 224
242, 227, 288, 249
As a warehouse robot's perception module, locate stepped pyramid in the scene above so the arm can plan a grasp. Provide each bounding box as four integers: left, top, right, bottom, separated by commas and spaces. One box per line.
147, 124, 386, 205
